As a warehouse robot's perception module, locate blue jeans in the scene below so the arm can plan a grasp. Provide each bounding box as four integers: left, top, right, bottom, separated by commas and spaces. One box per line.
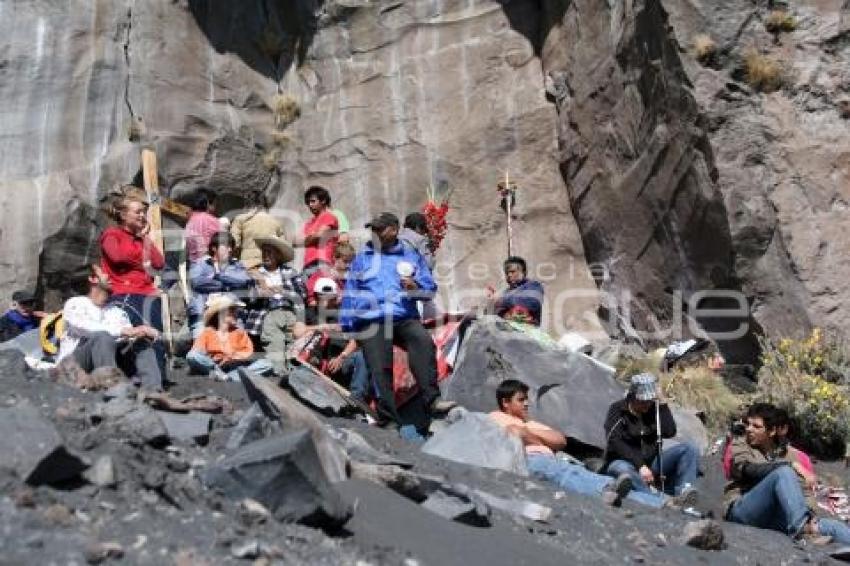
727, 466, 850, 543
606, 442, 699, 496
347, 350, 370, 401
187, 315, 203, 339
186, 350, 273, 381
527, 454, 664, 508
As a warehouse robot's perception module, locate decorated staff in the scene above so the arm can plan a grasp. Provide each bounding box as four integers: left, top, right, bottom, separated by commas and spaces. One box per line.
497, 171, 518, 257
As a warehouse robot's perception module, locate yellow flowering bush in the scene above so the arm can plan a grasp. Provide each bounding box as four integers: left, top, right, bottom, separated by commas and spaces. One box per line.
762, 328, 848, 383
759, 330, 850, 457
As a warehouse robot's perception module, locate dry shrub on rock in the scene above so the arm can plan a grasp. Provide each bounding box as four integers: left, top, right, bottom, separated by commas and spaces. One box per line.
764, 10, 797, 33
743, 50, 784, 92
693, 34, 717, 65
271, 131, 292, 147
270, 94, 300, 128
660, 367, 742, 433
617, 354, 742, 433
262, 148, 281, 171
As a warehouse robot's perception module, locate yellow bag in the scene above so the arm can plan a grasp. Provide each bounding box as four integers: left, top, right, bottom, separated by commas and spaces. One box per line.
40, 311, 64, 356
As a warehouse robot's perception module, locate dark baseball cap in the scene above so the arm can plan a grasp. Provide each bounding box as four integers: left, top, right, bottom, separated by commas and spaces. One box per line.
365, 212, 400, 230
12, 290, 35, 304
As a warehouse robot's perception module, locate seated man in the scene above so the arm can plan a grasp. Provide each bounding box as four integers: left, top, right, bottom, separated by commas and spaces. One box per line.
58, 265, 162, 390
604, 373, 700, 504
187, 295, 272, 381
293, 276, 370, 402
0, 290, 44, 342
188, 232, 253, 337
485, 256, 544, 326
490, 379, 664, 507
244, 235, 305, 374
725, 402, 850, 544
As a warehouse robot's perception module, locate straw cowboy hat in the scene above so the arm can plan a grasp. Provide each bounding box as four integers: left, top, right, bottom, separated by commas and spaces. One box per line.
203, 294, 246, 326
254, 235, 294, 263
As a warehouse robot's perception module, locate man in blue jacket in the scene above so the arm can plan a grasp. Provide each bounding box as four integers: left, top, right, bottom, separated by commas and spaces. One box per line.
340, 212, 447, 437
188, 232, 253, 337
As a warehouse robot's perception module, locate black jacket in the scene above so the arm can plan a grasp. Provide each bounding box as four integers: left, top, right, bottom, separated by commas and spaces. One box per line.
603, 399, 676, 468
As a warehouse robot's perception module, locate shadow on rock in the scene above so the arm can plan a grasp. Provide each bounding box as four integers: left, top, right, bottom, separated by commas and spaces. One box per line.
188, 0, 325, 81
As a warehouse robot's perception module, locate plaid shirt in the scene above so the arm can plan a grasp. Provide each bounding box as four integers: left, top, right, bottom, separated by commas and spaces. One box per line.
241, 265, 306, 336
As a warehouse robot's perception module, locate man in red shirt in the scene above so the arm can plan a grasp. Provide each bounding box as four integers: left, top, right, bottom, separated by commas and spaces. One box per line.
298, 186, 339, 278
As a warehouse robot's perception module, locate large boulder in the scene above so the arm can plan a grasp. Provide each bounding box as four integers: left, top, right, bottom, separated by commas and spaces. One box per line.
444, 317, 621, 450
445, 318, 709, 452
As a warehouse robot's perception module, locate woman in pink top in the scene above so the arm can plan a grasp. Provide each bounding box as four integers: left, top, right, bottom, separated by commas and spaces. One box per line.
184, 190, 222, 263
298, 186, 339, 277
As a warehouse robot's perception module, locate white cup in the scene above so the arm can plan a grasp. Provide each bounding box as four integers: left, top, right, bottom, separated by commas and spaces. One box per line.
396, 261, 415, 278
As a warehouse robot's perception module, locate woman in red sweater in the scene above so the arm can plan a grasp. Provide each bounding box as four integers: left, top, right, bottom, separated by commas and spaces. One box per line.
99, 186, 167, 383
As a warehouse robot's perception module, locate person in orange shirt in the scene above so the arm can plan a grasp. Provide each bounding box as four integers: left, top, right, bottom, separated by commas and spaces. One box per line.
489, 379, 666, 508
186, 295, 273, 381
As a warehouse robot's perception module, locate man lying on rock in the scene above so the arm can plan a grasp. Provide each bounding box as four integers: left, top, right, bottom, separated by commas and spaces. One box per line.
603, 373, 700, 507
725, 402, 850, 545
57, 265, 162, 390
489, 379, 666, 508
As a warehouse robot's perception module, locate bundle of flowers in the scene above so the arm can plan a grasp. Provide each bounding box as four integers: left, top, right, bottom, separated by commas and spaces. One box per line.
423, 184, 451, 253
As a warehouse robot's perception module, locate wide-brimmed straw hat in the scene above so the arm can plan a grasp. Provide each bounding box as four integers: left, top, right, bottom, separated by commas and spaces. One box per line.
203, 294, 246, 325
628, 372, 659, 401
254, 235, 294, 263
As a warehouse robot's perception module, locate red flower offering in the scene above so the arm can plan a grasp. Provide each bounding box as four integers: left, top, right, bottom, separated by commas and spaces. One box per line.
423, 185, 451, 253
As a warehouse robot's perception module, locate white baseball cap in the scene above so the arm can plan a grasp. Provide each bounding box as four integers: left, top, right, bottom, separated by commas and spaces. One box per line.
312, 277, 339, 296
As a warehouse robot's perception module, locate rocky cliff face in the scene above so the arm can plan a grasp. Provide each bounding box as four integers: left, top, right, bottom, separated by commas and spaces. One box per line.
1, 0, 847, 360
659, 0, 850, 344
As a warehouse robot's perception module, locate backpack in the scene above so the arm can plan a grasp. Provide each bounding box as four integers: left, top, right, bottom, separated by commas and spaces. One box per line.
40, 311, 64, 356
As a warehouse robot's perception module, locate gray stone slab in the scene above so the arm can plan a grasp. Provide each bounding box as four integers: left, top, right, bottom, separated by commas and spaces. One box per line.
421, 411, 528, 476
156, 411, 211, 443
202, 429, 351, 527
0, 400, 86, 485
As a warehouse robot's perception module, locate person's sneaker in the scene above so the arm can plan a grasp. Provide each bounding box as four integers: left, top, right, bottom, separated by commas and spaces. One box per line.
211, 368, 229, 382
668, 486, 698, 509
613, 473, 633, 501
796, 533, 833, 547
601, 487, 623, 507
429, 399, 458, 415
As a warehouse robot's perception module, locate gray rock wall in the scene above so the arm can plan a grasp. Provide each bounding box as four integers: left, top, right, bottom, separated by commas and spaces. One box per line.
661, 0, 850, 340
0, 0, 601, 335
1, 0, 848, 359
